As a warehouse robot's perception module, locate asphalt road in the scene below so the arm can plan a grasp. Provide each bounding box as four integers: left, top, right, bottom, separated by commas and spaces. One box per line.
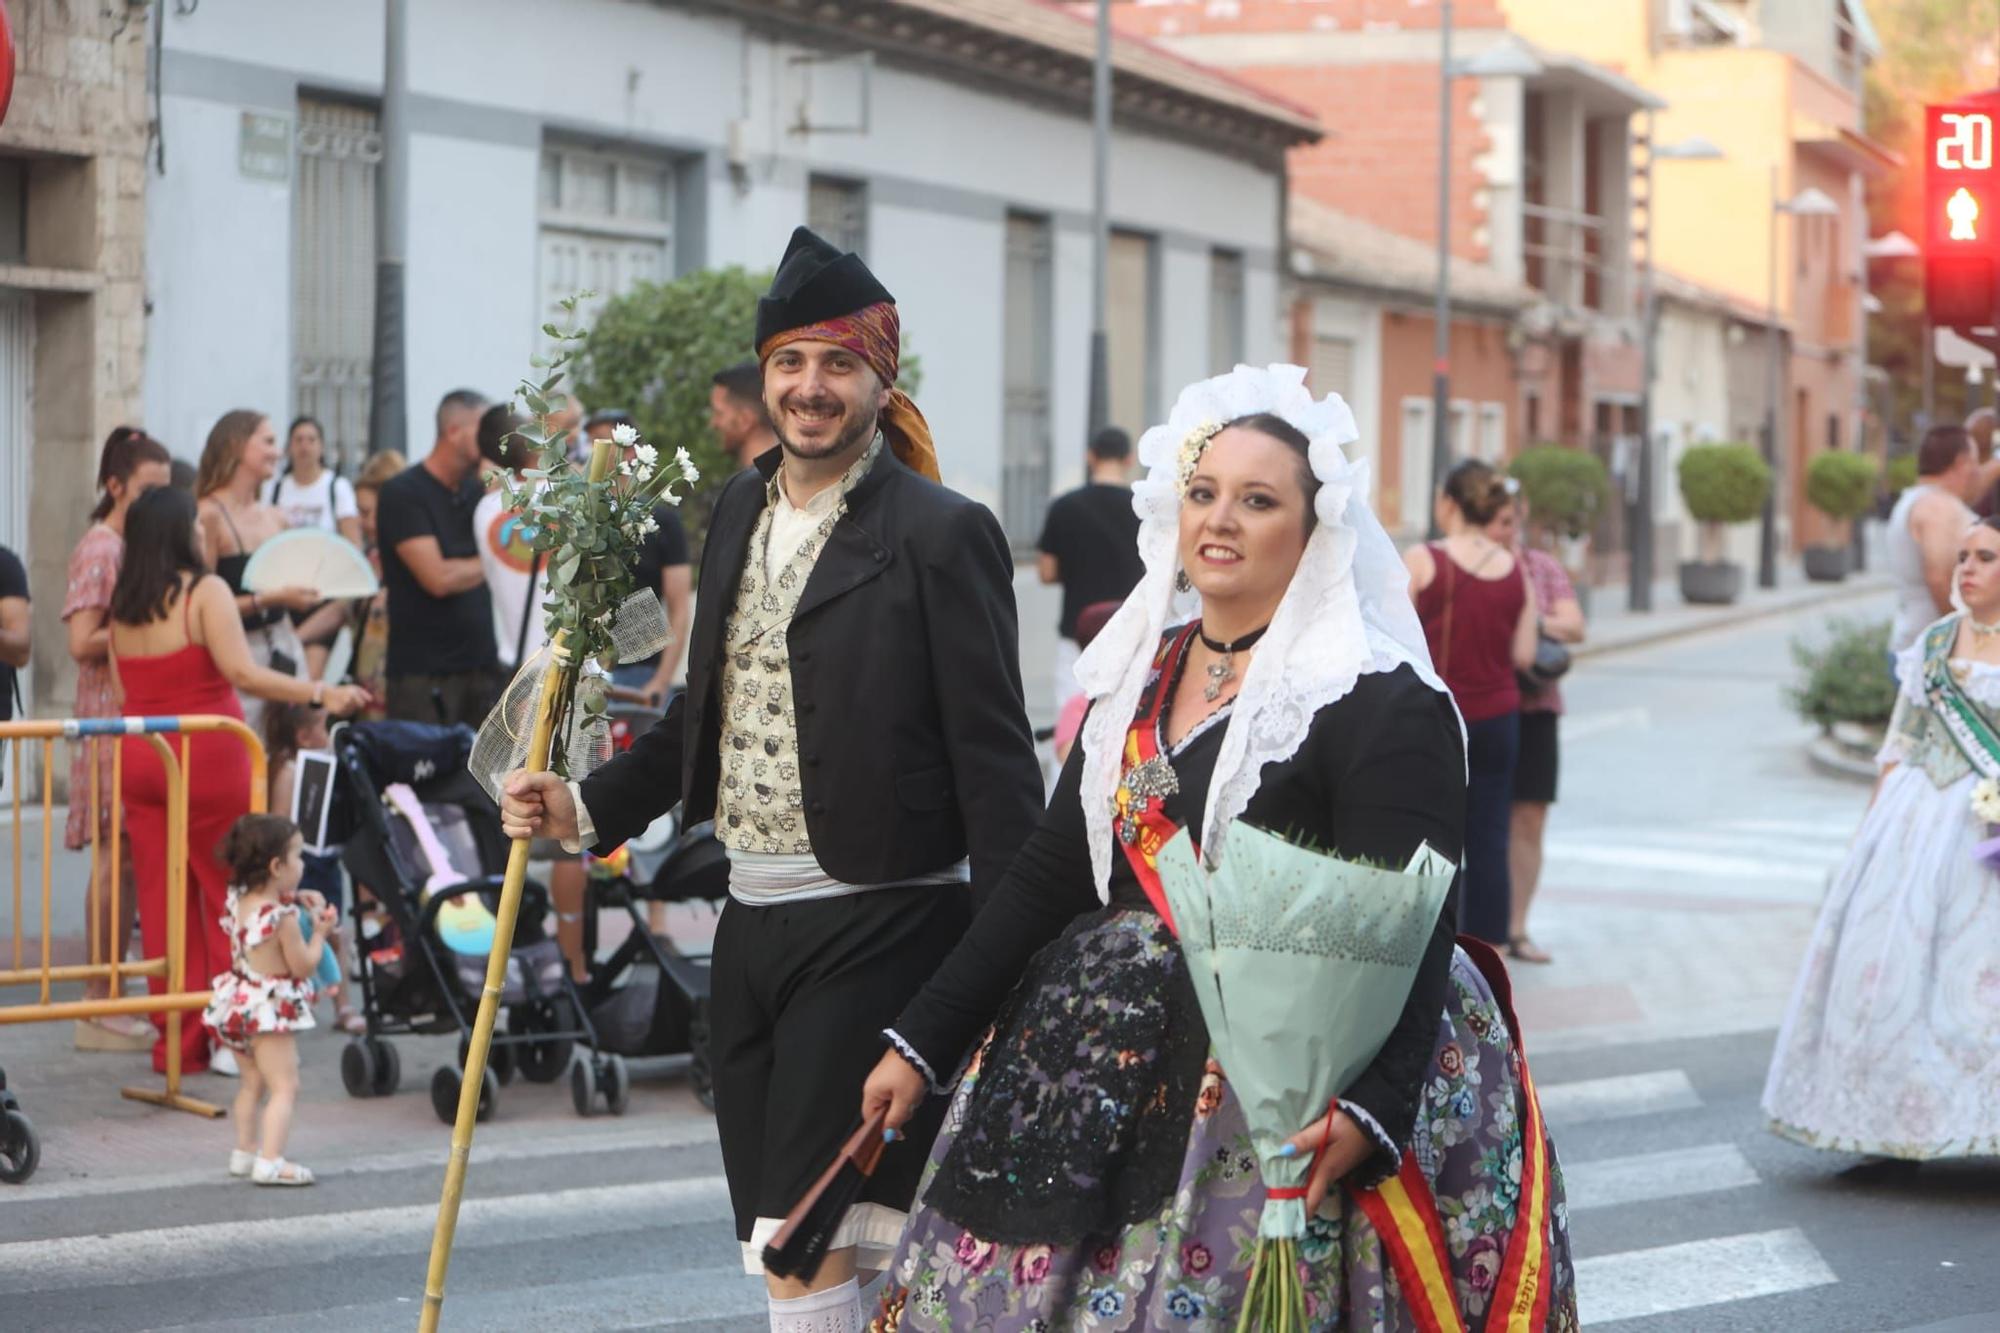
2, 592, 1995, 1331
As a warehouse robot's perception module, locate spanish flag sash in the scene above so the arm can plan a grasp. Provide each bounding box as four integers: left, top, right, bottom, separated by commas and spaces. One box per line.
1351, 936, 1555, 1333
1110, 623, 1204, 928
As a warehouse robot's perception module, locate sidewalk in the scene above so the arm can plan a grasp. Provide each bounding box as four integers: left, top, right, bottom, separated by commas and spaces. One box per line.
1573, 562, 1891, 661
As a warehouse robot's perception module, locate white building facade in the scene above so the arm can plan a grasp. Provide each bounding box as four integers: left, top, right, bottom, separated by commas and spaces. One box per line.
143, 0, 1312, 561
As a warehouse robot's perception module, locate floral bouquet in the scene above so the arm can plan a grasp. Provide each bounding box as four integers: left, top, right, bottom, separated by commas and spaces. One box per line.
1970, 778, 2000, 871
468, 297, 700, 802
1154, 821, 1457, 1332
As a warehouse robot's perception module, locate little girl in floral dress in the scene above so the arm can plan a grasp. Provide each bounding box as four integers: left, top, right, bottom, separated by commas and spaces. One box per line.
203, 813, 335, 1186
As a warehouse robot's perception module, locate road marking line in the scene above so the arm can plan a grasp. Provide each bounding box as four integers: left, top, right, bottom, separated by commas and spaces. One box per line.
1562, 1142, 1760, 1212
1536, 1069, 1701, 1126
1575, 1227, 1836, 1326
1560, 708, 1651, 742
0, 1175, 731, 1293
1542, 841, 1828, 884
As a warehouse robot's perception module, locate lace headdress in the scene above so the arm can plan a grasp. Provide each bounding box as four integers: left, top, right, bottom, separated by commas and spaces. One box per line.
1074, 364, 1458, 903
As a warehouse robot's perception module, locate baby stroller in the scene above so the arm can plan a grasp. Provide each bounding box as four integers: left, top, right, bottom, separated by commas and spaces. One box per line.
576, 700, 729, 1109
332, 721, 630, 1122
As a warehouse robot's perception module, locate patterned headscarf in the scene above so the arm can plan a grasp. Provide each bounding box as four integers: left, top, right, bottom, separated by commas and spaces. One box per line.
757, 300, 940, 483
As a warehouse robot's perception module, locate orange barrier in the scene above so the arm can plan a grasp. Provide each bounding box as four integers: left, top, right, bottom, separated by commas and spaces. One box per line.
0, 715, 268, 1172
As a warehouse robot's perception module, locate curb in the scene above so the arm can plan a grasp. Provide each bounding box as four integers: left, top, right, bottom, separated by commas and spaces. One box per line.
1574, 576, 1892, 661
1806, 734, 1876, 785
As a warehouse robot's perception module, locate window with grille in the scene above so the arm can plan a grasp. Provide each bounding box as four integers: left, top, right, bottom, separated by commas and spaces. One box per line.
1108, 230, 1159, 438
1478, 402, 1507, 462
1309, 334, 1355, 402
293, 98, 379, 470
1209, 249, 1245, 373
807, 176, 868, 258
538, 143, 674, 349
1400, 397, 1434, 533
1001, 213, 1054, 552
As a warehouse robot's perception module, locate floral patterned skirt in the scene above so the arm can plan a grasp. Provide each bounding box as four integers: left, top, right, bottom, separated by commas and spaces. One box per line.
875, 939, 1577, 1332
202, 969, 317, 1054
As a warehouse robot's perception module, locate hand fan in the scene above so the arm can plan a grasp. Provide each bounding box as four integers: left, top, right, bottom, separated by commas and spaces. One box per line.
241, 528, 379, 598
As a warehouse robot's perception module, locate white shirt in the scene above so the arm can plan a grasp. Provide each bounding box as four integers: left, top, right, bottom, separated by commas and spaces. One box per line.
474, 485, 549, 670
1886, 482, 1968, 653
264, 470, 358, 533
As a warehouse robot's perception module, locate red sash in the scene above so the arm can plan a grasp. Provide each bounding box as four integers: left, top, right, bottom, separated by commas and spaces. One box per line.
1109, 629, 1555, 1330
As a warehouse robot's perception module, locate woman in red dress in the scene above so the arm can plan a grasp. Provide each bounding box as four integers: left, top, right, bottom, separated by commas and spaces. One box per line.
108, 487, 368, 1074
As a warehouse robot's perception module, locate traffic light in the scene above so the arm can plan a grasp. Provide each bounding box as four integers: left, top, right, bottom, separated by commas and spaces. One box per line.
1926, 94, 2000, 329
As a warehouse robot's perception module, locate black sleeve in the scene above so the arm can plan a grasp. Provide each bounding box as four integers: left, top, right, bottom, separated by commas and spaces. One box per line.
1319, 675, 1467, 1185
1035, 493, 1069, 560
373, 476, 426, 552
580, 687, 686, 853
915, 501, 1044, 907
890, 739, 1099, 1080
0, 545, 26, 601
649, 504, 691, 569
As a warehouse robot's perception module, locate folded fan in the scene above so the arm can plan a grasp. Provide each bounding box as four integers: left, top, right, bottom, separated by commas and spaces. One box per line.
240, 527, 379, 598
1155, 821, 1457, 1331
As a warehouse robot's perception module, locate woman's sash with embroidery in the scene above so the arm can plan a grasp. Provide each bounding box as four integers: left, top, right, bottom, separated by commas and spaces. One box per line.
1111, 624, 1201, 930
1921, 617, 2000, 782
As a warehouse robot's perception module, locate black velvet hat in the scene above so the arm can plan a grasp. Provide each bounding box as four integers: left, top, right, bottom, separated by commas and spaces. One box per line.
754, 227, 896, 351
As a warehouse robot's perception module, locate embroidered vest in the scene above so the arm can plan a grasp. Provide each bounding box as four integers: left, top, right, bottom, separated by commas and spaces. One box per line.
713, 445, 877, 854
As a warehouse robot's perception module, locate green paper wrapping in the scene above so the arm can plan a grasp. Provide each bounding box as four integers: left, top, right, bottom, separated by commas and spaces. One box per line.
1155, 821, 1457, 1242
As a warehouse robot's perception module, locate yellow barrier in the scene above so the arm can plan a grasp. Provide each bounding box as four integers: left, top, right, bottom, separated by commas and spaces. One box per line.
0, 715, 267, 1129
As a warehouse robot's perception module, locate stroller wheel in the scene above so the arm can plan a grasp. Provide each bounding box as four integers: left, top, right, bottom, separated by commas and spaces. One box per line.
0, 1108, 38, 1185
603, 1054, 630, 1117
520, 1035, 572, 1084
340, 1041, 380, 1099
570, 1055, 599, 1118
689, 998, 716, 1113
369, 1039, 402, 1097
430, 1065, 501, 1126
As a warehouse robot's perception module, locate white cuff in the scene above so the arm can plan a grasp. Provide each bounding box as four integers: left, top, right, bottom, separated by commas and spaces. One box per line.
882, 1028, 944, 1093
562, 779, 595, 855
1339, 1099, 1399, 1163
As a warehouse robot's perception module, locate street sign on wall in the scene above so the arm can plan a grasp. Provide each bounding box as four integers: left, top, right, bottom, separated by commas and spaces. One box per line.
1925, 92, 2000, 330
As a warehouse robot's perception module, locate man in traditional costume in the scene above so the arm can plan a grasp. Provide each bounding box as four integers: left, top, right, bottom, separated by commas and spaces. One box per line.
500, 228, 1044, 1331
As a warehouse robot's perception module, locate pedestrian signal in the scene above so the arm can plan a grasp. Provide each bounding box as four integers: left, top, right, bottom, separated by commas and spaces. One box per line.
1927, 96, 2000, 328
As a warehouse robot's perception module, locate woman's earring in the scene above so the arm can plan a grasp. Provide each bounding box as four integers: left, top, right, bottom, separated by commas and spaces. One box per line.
1174, 569, 1192, 594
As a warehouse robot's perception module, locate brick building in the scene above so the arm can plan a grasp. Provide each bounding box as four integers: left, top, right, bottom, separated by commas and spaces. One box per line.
0, 1, 152, 727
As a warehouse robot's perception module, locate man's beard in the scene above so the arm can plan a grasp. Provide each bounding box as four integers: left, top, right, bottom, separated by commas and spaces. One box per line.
777, 397, 879, 464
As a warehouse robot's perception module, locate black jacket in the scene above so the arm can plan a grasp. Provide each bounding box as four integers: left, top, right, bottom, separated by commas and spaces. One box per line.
580, 445, 1044, 901
889, 665, 1467, 1184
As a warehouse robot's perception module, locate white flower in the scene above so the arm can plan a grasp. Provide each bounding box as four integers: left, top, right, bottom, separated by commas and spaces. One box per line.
674, 446, 700, 485
634, 443, 659, 469
1971, 777, 2000, 824
658, 490, 683, 506
641, 514, 660, 534
610, 422, 639, 447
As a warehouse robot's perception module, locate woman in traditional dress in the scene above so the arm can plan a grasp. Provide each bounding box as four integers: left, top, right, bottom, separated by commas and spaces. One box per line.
1763, 516, 2000, 1161
862, 367, 1575, 1331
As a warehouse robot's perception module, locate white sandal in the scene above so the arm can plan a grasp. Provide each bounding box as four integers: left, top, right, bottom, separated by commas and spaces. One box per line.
228, 1148, 256, 1178
251, 1156, 315, 1186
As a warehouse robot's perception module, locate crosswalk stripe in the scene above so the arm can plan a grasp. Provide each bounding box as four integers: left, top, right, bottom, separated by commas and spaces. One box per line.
0, 1175, 732, 1294
1537, 1070, 1701, 1127
1541, 840, 1827, 885
1575, 1227, 1836, 1326
1563, 1142, 1759, 1212
151, 1266, 768, 1332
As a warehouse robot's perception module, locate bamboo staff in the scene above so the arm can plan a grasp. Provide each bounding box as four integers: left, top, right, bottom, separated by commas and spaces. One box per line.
418, 438, 613, 1331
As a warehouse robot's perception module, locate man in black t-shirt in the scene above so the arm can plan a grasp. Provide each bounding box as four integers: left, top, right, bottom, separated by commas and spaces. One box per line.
1036, 426, 1144, 714
376, 389, 502, 725
0, 543, 28, 728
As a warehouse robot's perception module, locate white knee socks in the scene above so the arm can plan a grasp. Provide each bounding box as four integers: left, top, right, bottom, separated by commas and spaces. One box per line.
768, 1277, 863, 1333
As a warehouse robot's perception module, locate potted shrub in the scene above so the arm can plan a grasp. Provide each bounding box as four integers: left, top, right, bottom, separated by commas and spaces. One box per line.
1676, 442, 1772, 605
1508, 445, 1610, 594
1802, 452, 1877, 583
1787, 615, 1898, 761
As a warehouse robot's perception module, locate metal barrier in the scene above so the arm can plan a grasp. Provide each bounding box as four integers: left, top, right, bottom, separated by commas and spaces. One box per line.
0, 715, 268, 1180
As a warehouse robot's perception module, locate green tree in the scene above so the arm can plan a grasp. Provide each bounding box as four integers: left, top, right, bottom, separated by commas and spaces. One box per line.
574, 267, 771, 553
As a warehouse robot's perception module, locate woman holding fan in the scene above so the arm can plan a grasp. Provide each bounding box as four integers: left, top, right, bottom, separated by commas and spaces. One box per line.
861, 366, 1575, 1331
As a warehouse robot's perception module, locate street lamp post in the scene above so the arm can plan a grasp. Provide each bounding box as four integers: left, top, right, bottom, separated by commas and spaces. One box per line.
1428, 24, 1543, 538
1630, 126, 1723, 613
1761, 174, 1843, 589
1086, 0, 1111, 440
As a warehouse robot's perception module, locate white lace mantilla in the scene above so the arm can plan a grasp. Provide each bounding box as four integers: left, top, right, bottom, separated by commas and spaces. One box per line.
1076, 365, 1458, 902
